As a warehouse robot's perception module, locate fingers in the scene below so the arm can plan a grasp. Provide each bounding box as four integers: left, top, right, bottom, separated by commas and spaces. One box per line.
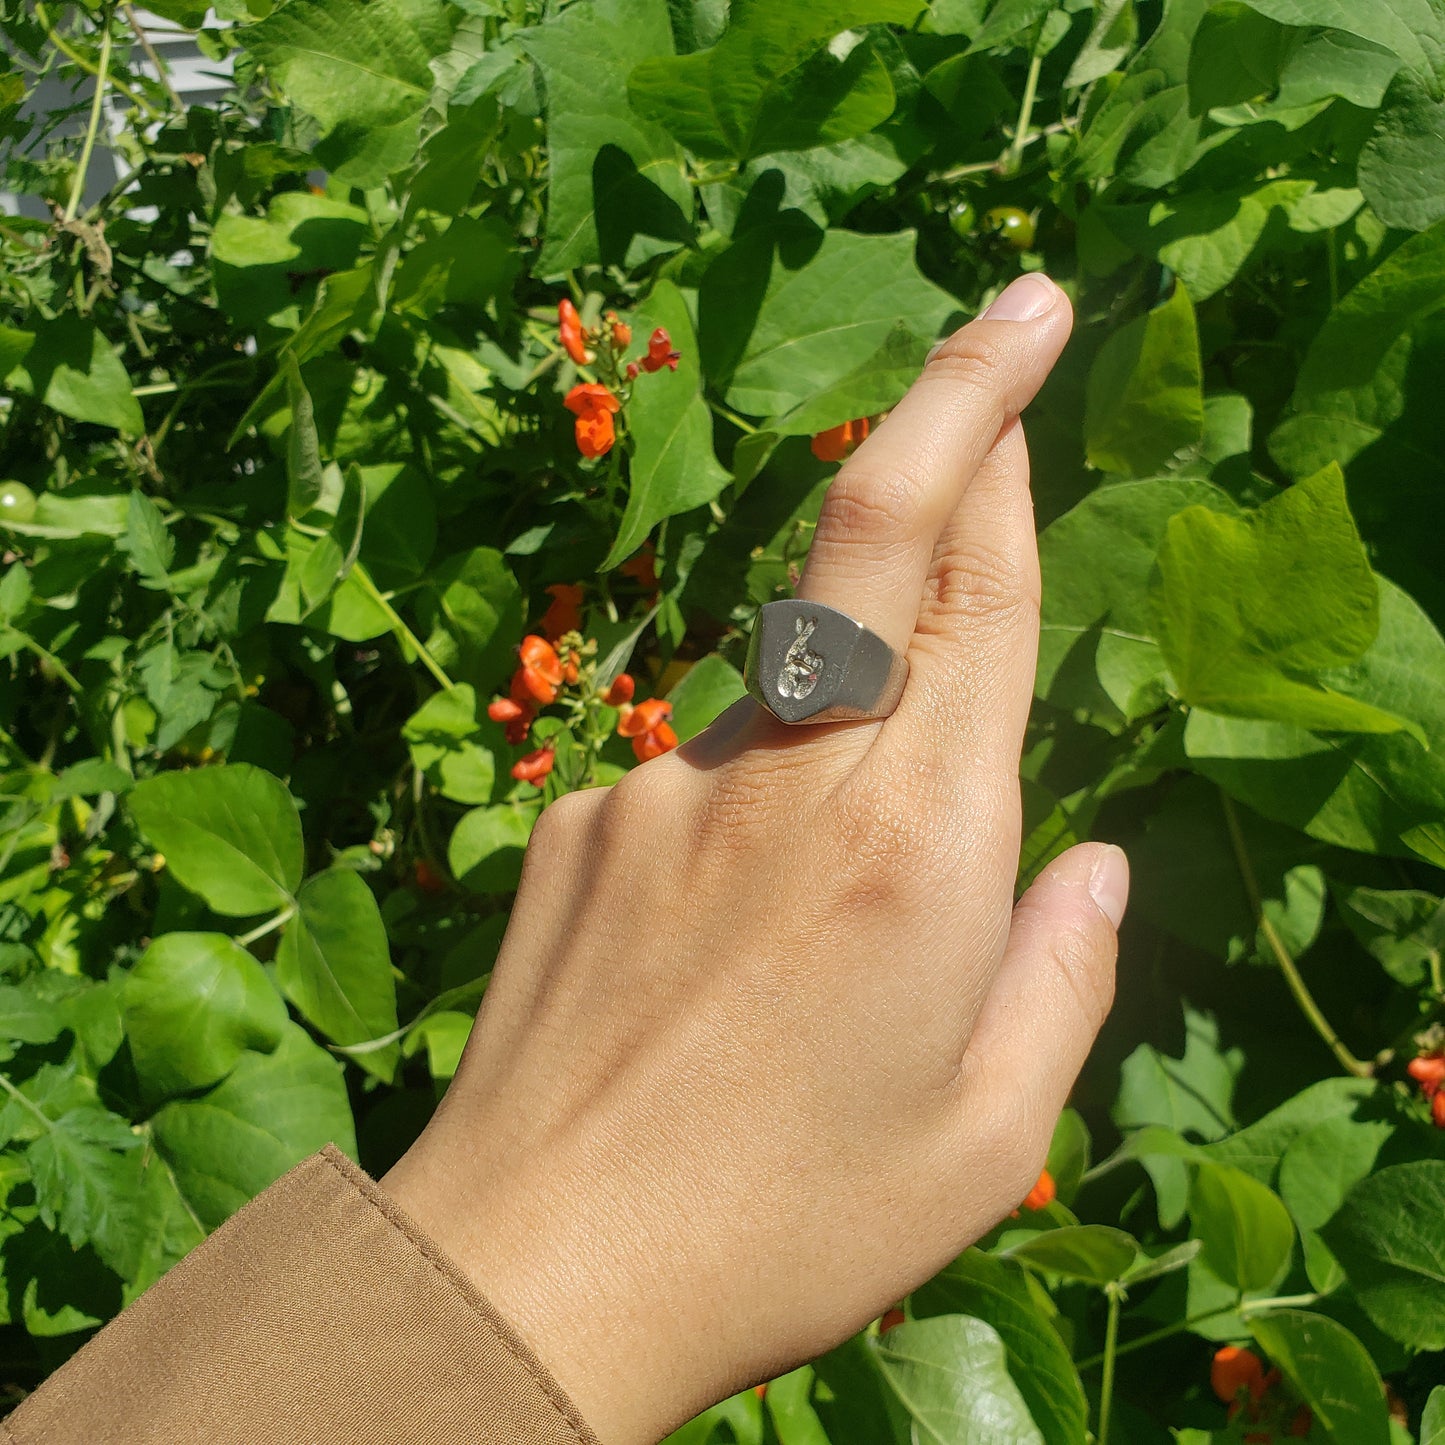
950, 843, 1127, 1202
884, 417, 1039, 777
798, 274, 1072, 655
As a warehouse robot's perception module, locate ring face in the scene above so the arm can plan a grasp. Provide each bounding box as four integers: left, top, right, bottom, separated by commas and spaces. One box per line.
744, 600, 909, 724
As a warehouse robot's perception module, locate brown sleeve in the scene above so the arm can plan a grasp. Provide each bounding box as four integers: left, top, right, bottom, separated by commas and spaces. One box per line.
2, 1146, 601, 1445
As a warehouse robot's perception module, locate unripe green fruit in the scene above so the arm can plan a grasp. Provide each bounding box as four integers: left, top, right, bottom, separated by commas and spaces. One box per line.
948, 199, 977, 238
0, 481, 36, 525
983, 205, 1036, 250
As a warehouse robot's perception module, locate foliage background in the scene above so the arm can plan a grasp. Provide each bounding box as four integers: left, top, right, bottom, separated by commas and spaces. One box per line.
2, 0, 1444, 1438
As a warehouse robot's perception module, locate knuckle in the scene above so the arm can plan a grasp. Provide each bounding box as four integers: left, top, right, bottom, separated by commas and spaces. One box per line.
924, 334, 1016, 397
820, 461, 929, 544
829, 775, 934, 893
930, 537, 1041, 626
523, 788, 602, 864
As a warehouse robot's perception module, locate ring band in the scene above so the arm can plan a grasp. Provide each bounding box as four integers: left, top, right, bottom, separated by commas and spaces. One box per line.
744, 600, 909, 725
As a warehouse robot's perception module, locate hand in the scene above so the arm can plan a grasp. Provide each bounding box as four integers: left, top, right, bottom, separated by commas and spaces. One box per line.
382, 272, 1128, 1445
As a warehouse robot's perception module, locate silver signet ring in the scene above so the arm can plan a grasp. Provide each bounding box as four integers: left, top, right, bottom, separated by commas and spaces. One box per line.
744, 600, 909, 725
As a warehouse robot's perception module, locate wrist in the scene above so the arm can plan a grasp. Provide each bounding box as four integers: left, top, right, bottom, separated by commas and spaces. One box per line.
380, 1115, 722, 1445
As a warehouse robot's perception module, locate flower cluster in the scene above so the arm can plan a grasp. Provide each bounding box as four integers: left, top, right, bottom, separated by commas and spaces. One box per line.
487, 586, 679, 787
556, 298, 681, 461
1211, 1346, 1311, 1441
1407, 1050, 1445, 1127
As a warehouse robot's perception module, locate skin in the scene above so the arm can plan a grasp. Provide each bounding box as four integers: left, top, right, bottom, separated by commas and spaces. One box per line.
384, 272, 1128, 1445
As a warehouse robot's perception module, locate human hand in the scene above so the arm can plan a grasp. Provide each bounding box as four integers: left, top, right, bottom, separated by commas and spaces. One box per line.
382, 272, 1128, 1445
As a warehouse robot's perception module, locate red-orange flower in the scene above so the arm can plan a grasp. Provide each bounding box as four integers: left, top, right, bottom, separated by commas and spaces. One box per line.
511, 746, 555, 784
564, 382, 621, 459
603, 672, 635, 706
617, 696, 678, 763
1212, 1346, 1269, 1405
638, 326, 681, 373
606, 311, 632, 348
811, 416, 870, 463
1287, 1405, 1313, 1437
490, 692, 535, 743
1408, 1052, 1445, 1088
619, 543, 658, 591
1020, 1168, 1055, 1212
558, 298, 593, 366
879, 1306, 906, 1333
539, 583, 584, 641
414, 859, 447, 895
1434, 1091, 1445, 1128
488, 697, 527, 723
510, 635, 564, 705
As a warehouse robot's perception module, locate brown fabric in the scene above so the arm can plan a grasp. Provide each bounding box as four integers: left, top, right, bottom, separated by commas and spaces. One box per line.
2, 1146, 600, 1445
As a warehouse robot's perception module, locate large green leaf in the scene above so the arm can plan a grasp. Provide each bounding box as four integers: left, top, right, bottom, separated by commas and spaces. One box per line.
1084, 284, 1203, 476
1248, 1311, 1390, 1445
1152, 465, 1420, 736
1423, 1388, 1445, 1445
1321, 1161, 1445, 1350
702, 225, 955, 418
150, 1026, 357, 1231
1359, 73, 1445, 233
1183, 580, 1445, 861
1190, 1162, 1295, 1293
211, 193, 370, 333
1036, 475, 1235, 721
666, 654, 748, 743
873, 1316, 1045, 1444
128, 764, 304, 917
402, 685, 496, 806
605, 281, 729, 569
449, 804, 538, 894
124, 933, 289, 1098
1203, 1077, 1378, 1184
275, 869, 400, 1082
518, 0, 691, 273
913, 1251, 1088, 1445
7, 316, 143, 434
628, 0, 923, 162
239, 0, 456, 186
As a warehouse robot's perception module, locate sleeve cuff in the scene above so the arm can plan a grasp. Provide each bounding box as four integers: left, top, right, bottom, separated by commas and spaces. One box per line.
5, 1146, 601, 1445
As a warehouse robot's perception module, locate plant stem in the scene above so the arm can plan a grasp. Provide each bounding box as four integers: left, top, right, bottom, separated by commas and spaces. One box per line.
350, 564, 457, 692
234, 907, 296, 949
24, 637, 83, 695
65, 9, 113, 224
1221, 790, 1372, 1077
708, 400, 759, 435
1006, 34, 1045, 174
1097, 1285, 1122, 1445
120, 0, 183, 111
38, 4, 159, 120
0, 1071, 56, 1132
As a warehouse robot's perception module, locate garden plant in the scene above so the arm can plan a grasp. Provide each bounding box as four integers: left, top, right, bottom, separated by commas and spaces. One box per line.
1, 0, 1444, 1439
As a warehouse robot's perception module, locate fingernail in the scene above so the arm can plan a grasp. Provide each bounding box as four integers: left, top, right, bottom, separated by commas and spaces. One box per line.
981, 273, 1059, 323
1088, 845, 1130, 931
925, 339, 945, 365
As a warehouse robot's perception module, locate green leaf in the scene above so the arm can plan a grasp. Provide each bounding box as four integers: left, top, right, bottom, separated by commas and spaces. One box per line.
1186, 1, 1293, 110
1037, 476, 1236, 721
392, 214, 520, 314
1113, 1003, 1243, 1227
517, 0, 692, 273
211, 193, 370, 333
122, 492, 173, 586
1248, 1311, 1390, 1445
0, 323, 35, 380
276, 869, 400, 1082
1190, 1162, 1295, 1293
151, 1025, 357, 1231
1084, 284, 1204, 476
1275, 29, 1401, 109
1007, 1226, 1140, 1286
766, 325, 933, 438
1204, 1077, 1378, 1185
1359, 74, 1445, 233
629, 0, 922, 162
703, 224, 955, 419
1153, 465, 1422, 736
7, 316, 143, 434
239, 0, 456, 187
1183, 580, 1445, 861
873, 1316, 1045, 1444
605, 280, 729, 569
283, 355, 324, 517
1423, 1388, 1445, 1445
1333, 885, 1445, 988
1321, 1161, 1445, 1350
402, 685, 495, 805
666, 654, 748, 743
449, 803, 538, 894
124, 933, 289, 1098
128, 764, 304, 917
913, 1251, 1088, 1445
